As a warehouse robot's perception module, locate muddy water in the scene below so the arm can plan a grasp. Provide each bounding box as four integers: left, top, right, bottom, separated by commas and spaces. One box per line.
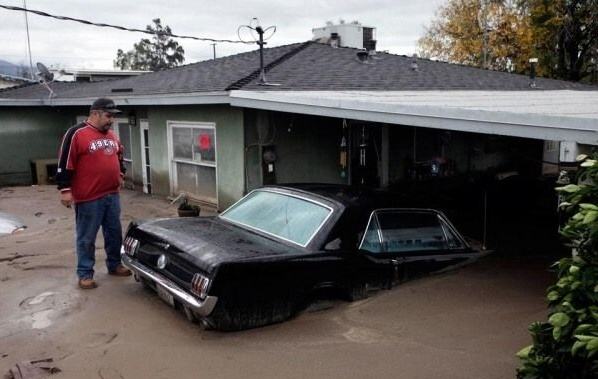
0, 186, 554, 378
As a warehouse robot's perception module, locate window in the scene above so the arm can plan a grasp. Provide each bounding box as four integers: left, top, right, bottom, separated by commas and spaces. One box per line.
169, 122, 217, 204
221, 190, 332, 247
359, 210, 465, 253
114, 120, 132, 182
172, 127, 215, 165
545, 141, 559, 152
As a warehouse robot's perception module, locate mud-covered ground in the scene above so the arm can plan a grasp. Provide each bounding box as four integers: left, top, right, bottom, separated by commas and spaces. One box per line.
0, 186, 555, 379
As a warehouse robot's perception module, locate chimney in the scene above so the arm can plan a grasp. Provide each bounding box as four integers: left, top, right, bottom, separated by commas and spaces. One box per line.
363, 27, 376, 52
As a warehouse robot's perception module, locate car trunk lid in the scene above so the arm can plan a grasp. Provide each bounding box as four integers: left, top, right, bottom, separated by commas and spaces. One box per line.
134, 217, 304, 273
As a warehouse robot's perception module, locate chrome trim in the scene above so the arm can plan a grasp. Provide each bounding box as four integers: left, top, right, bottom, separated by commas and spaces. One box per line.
120, 247, 218, 317
437, 213, 470, 249
374, 213, 383, 246
157, 254, 167, 269
359, 211, 380, 251
219, 188, 334, 248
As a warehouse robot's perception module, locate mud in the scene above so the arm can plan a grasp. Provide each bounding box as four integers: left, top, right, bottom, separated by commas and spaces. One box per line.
0, 185, 555, 378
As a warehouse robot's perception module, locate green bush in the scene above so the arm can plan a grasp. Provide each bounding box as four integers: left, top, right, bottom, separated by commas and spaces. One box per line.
517, 154, 598, 378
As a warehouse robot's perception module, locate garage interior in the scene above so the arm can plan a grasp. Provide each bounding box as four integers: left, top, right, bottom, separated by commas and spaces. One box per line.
245, 109, 574, 256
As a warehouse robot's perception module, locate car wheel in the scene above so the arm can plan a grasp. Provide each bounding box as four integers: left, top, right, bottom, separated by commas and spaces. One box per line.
347, 281, 369, 301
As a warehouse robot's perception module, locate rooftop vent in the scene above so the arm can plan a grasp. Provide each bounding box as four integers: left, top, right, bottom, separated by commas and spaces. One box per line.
411, 54, 419, 71
330, 33, 340, 48
356, 50, 369, 63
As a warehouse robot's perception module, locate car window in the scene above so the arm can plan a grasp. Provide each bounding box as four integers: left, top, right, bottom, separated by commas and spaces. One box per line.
440, 218, 466, 249
220, 190, 332, 247
359, 210, 463, 254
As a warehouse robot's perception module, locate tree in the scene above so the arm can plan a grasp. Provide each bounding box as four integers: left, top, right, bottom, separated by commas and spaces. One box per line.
418, 0, 598, 81
114, 18, 185, 71
517, 155, 598, 378
418, 0, 533, 73
520, 0, 598, 82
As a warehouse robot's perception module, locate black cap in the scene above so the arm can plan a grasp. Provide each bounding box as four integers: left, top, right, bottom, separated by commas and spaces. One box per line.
90, 97, 122, 114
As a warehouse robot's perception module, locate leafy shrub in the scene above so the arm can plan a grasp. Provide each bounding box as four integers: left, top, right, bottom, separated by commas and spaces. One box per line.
517, 154, 598, 378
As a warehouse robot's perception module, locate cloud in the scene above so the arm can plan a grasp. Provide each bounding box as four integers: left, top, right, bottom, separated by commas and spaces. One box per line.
0, 0, 447, 69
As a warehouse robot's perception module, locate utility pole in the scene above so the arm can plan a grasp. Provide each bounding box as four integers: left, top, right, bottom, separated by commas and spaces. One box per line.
210, 43, 216, 60
23, 0, 35, 79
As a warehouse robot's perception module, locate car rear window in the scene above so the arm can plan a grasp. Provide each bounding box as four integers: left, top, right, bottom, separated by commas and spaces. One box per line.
360, 210, 465, 253
220, 190, 332, 247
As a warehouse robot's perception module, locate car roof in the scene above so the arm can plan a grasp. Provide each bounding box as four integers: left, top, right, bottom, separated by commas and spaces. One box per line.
264, 183, 401, 209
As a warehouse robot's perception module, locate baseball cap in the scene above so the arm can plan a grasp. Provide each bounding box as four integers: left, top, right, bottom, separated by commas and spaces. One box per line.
90, 97, 122, 114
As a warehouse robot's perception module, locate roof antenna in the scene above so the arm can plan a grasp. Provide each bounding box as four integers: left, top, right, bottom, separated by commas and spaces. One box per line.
36, 62, 55, 99
238, 18, 280, 86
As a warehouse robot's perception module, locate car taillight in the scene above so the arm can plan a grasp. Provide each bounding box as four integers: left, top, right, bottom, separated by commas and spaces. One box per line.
123, 236, 139, 256
191, 273, 210, 299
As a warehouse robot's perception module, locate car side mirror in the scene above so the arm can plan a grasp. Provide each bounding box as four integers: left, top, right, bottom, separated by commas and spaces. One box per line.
324, 238, 342, 251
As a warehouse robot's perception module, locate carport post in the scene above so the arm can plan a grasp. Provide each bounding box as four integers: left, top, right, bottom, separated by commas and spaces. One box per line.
482, 191, 488, 250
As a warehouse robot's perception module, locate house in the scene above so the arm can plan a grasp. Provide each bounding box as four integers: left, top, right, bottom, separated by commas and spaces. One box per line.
0, 74, 34, 89
312, 20, 377, 50
0, 40, 596, 249
51, 68, 150, 82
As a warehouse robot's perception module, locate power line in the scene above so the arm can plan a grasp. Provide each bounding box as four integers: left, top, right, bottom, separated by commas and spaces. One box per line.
0, 4, 251, 44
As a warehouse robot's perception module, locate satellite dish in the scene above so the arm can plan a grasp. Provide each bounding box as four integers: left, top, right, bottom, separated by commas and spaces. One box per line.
36, 62, 54, 82
35, 62, 55, 99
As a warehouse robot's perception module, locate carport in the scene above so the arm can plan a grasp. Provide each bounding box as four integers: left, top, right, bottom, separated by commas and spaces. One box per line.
231, 90, 598, 253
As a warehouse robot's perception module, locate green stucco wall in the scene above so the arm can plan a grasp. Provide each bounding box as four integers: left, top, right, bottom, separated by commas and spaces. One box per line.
0, 107, 85, 186
244, 110, 346, 190
0, 104, 243, 209
145, 105, 244, 210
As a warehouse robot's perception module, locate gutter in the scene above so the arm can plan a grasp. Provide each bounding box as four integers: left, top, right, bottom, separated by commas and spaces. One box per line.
0, 91, 231, 107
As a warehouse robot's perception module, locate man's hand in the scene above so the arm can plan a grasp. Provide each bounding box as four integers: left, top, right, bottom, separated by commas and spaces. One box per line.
60, 191, 73, 208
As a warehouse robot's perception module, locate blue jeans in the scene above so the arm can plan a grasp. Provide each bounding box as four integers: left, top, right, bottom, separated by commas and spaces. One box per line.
74, 193, 122, 279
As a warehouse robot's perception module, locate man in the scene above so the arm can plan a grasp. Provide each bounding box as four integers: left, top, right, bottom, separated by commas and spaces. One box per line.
57, 97, 131, 289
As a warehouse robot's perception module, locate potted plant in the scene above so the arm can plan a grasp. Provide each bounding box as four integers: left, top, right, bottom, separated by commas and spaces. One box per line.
172, 193, 200, 217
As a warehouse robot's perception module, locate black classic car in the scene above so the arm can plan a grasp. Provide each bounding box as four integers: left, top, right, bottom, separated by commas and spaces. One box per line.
121, 184, 481, 331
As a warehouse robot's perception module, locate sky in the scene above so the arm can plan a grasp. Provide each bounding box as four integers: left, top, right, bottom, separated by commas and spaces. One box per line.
1, 0, 447, 71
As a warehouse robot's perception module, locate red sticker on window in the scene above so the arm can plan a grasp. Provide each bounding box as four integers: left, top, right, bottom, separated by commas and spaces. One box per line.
198, 133, 211, 151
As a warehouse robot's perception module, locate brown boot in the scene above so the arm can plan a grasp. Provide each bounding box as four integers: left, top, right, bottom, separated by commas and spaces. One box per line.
109, 264, 132, 277
78, 278, 97, 289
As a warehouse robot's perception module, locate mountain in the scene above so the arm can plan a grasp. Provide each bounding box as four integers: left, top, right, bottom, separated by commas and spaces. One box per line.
0, 59, 33, 77
0, 59, 19, 76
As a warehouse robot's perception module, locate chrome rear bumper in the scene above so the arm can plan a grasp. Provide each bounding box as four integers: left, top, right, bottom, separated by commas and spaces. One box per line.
121, 248, 218, 317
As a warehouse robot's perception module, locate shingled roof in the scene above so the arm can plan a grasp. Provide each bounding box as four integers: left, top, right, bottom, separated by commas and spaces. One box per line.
0, 41, 592, 100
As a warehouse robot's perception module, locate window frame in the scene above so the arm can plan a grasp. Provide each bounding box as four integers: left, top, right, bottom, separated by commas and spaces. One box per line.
167, 121, 218, 205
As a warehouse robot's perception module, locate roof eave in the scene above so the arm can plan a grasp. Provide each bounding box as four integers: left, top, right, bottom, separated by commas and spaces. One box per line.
0, 91, 231, 107
229, 90, 598, 145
